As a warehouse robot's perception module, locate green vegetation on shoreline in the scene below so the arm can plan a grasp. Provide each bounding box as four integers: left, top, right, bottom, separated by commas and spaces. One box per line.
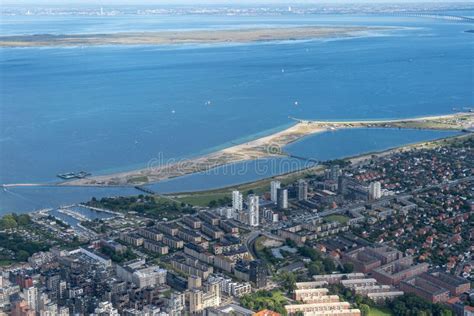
85, 194, 195, 220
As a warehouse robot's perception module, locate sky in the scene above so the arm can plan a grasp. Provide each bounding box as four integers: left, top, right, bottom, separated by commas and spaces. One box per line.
2, 0, 466, 4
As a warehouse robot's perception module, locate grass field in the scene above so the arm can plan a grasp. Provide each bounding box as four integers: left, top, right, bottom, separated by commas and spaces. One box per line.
324, 214, 350, 224
173, 192, 230, 206
0, 259, 14, 266
169, 164, 324, 207
369, 307, 394, 316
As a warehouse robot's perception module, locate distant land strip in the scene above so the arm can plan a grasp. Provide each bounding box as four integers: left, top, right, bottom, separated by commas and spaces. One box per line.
0, 26, 389, 47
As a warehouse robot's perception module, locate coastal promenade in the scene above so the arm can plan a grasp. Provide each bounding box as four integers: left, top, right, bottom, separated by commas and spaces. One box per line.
56, 112, 473, 187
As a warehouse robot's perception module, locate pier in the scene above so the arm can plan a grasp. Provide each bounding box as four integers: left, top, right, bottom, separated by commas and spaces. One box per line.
78, 204, 123, 217
57, 208, 88, 222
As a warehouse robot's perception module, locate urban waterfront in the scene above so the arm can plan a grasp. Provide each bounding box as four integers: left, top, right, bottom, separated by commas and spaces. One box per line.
0, 3, 473, 316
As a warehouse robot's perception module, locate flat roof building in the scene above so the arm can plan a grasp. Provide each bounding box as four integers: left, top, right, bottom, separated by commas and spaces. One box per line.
371, 257, 429, 286
400, 275, 450, 303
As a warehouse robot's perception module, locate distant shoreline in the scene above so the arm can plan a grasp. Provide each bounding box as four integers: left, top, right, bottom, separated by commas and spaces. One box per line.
56, 112, 473, 187
0, 26, 389, 47
2, 113, 472, 190
2, 131, 471, 216
166, 132, 473, 201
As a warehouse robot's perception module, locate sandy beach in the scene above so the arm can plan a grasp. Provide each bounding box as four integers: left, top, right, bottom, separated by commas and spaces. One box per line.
59, 112, 472, 187
61, 122, 329, 186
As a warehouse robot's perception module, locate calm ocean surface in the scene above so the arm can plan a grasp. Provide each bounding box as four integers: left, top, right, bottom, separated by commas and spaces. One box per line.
0, 13, 473, 213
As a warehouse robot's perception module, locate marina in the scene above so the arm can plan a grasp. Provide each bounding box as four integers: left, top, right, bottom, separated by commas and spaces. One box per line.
45, 204, 121, 237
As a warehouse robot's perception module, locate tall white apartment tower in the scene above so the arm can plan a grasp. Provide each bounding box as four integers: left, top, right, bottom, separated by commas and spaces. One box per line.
23, 286, 38, 312
232, 190, 243, 212
270, 181, 281, 203
298, 179, 308, 201
277, 188, 288, 210
247, 195, 259, 227
369, 181, 382, 200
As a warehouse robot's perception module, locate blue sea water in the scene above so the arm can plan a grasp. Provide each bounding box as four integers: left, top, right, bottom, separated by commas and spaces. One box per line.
0, 13, 473, 213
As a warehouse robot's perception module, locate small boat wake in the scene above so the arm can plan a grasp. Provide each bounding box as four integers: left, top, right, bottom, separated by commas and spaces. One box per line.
1, 185, 34, 203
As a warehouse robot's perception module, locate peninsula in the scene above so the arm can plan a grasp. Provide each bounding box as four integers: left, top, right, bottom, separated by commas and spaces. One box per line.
60, 112, 473, 187
0, 26, 387, 47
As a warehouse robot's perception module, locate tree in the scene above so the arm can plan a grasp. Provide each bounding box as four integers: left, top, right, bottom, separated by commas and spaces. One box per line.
354, 294, 363, 305
389, 293, 453, 316
286, 238, 297, 248
208, 200, 217, 208
0, 214, 17, 230
281, 272, 297, 294
359, 304, 370, 316
322, 258, 336, 272
308, 261, 324, 276
440, 310, 453, 316
16, 250, 30, 262
342, 262, 354, 273
16, 214, 31, 226
298, 246, 320, 261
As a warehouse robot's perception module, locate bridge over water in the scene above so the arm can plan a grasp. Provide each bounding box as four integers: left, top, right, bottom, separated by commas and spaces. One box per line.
395, 13, 474, 23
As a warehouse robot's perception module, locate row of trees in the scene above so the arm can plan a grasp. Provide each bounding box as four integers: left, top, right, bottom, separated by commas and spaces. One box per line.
0, 213, 31, 230
0, 232, 49, 263
87, 196, 194, 219
297, 245, 354, 275
388, 294, 453, 316
207, 196, 232, 208
100, 246, 137, 263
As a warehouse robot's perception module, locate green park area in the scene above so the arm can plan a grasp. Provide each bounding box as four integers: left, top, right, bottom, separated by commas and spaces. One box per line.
369, 307, 393, 316
324, 214, 350, 224
86, 195, 195, 220
240, 290, 288, 315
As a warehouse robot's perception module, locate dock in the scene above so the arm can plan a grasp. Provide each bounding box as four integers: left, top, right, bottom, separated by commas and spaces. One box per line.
57, 208, 88, 222
78, 204, 123, 217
